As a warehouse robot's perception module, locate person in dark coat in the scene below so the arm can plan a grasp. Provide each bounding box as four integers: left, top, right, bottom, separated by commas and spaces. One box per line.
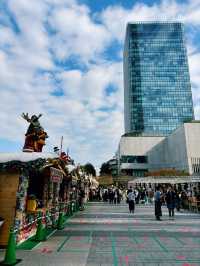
174, 189, 181, 211
154, 186, 162, 221
117, 189, 121, 204
79, 188, 85, 210
127, 186, 133, 195
108, 189, 114, 204
103, 190, 108, 202
165, 186, 176, 218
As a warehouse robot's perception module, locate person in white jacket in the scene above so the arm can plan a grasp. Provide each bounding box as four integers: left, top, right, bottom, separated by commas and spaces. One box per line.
127, 189, 136, 213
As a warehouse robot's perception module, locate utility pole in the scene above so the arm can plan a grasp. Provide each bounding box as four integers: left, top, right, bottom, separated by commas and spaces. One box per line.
60, 136, 63, 156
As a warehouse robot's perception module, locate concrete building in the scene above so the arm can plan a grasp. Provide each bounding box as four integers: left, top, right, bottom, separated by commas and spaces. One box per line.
107, 158, 118, 176
118, 135, 164, 176
117, 122, 200, 176
148, 122, 200, 175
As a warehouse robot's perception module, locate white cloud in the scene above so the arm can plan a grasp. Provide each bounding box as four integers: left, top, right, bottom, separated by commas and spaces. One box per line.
59, 62, 123, 110
100, 0, 200, 43
48, 3, 111, 63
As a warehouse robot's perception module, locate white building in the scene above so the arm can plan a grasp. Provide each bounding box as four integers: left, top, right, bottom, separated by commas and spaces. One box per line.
117, 135, 164, 176
117, 122, 200, 176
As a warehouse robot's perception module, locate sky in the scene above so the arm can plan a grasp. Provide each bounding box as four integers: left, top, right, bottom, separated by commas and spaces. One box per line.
1, 0, 200, 171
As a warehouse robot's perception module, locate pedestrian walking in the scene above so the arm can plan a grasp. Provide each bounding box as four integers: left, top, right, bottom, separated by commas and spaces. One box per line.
165, 186, 176, 219
114, 189, 118, 204
103, 189, 108, 202
79, 188, 85, 210
135, 188, 140, 204
96, 188, 101, 201
127, 189, 136, 213
174, 189, 181, 211
108, 188, 114, 204
154, 186, 162, 221
89, 189, 93, 201
117, 189, 122, 204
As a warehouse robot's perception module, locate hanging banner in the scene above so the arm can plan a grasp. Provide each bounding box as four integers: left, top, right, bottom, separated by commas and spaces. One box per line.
50, 167, 63, 183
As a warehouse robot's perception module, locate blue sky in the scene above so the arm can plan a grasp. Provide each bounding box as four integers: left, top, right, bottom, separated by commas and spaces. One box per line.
0, 0, 200, 171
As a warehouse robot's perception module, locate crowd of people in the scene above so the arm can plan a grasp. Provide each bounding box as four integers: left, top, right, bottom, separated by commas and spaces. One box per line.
153, 185, 200, 220
89, 187, 123, 203
88, 184, 200, 220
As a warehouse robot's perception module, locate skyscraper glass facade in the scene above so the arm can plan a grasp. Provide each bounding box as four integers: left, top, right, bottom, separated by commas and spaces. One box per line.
124, 22, 194, 136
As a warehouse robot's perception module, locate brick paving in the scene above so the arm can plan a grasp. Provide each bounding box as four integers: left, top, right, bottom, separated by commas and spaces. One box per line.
1, 202, 200, 265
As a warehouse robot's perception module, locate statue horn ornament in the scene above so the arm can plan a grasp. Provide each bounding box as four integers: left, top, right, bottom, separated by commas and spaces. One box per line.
21, 113, 48, 152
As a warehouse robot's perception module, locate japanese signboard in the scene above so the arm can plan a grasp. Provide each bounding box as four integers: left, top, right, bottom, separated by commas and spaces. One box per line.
50, 167, 63, 183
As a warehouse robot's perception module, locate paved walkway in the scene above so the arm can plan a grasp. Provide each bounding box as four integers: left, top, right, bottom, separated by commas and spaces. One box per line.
1, 202, 200, 265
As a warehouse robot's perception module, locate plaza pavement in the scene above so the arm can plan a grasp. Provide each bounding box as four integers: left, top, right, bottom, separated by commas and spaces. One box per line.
0, 201, 200, 266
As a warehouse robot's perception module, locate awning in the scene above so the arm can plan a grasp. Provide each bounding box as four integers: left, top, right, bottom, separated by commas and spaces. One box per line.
128, 176, 200, 185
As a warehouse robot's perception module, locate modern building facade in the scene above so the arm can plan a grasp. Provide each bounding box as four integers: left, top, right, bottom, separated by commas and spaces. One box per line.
124, 22, 194, 136
148, 122, 200, 175
117, 122, 200, 177
117, 136, 164, 177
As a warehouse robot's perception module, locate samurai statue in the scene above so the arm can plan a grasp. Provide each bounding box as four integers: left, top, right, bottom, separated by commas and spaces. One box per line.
21, 113, 48, 152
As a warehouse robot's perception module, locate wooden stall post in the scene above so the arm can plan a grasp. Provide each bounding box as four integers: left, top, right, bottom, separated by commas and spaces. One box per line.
0, 171, 19, 247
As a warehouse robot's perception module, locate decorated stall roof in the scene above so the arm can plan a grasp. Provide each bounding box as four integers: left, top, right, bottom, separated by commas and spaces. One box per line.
128, 176, 200, 185
0, 152, 58, 172
0, 152, 57, 163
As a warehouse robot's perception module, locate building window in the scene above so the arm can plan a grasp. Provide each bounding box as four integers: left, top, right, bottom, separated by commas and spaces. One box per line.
121, 155, 148, 164
191, 157, 200, 174
133, 169, 148, 177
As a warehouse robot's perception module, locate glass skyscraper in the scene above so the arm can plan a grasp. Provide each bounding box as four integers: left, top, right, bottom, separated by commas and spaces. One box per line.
124, 22, 194, 136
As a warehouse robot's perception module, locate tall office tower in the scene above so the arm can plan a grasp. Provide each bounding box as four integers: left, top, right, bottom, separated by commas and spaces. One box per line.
124, 22, 194, 136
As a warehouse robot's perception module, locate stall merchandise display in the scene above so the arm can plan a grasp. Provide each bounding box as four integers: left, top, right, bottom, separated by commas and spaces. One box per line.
15, 174, 29, 229
14, 173, 38, 244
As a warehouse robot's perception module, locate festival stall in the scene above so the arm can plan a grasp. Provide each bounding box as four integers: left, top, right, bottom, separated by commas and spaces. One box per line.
0, 152, 59, 246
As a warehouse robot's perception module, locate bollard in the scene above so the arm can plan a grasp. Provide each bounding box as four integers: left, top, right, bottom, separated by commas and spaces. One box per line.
45, 210, 51, 226
74, 200, 77, 212
70, 202, 73, 216
34, 213, 46, 242
72, 201, 75, 212
70, 202, 73, 215
0, 227, 21, 265
57, 203, 64, 230
65, 203, 69, 217
51, 213, 57, 228
57, 212, 64, 230
76, 200, 79, 211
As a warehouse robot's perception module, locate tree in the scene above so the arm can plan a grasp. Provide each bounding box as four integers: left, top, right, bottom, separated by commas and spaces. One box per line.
84, 163, 96, 177
100, 162, 111, 176
145, 169, 189, 176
